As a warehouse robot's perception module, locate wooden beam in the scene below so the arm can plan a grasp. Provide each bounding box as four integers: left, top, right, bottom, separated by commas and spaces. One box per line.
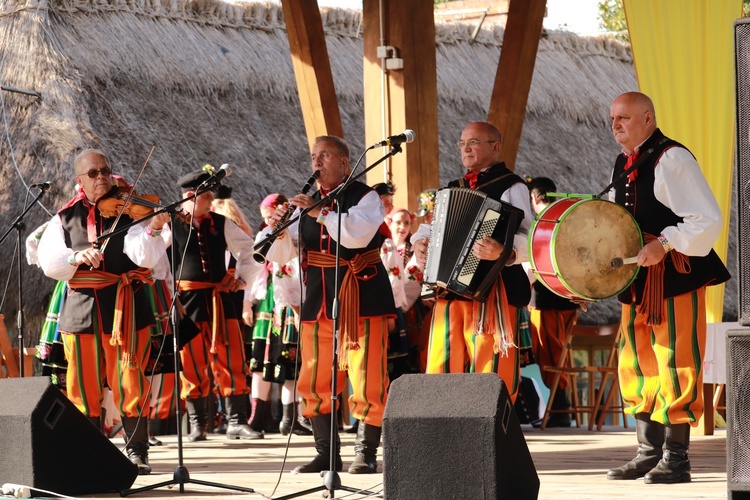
363, 0, 439, 215
281, 0, 343, 147
488, 0, 546, 171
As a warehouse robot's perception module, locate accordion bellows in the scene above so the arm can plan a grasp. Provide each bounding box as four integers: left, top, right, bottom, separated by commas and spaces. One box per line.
423, 188, 524, 302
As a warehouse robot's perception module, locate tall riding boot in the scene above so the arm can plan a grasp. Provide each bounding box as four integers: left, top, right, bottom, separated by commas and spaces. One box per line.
348, 422, 382, 474
245, 397, 266, 439
279, 403, 313, 436
185, 397, 208, 442
226, 394, 260, 439
292, 413, 342, 474
122, 417, 151, 475
644, 423, 691, 484
607, 413, 664, 479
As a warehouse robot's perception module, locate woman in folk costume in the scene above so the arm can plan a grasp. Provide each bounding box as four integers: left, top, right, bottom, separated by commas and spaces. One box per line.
380, 207, 426, 377
243, 193, 311, 436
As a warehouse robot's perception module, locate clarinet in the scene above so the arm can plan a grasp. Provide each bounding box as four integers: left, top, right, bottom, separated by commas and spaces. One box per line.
252, 170, 320, 263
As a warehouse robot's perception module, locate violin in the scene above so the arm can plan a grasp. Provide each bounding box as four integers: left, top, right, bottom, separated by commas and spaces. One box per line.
97, 188, 192, 223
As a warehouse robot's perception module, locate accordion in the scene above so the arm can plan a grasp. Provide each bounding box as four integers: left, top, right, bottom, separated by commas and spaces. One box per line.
423, 188, 524, 302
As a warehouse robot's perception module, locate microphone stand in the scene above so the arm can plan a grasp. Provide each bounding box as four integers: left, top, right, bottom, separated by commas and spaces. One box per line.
0, 189, 48, 376
273, 143, 402, 500
98, 181, 255, 496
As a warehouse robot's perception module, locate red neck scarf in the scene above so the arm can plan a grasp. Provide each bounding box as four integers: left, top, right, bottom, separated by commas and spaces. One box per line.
464, 170, 480, 189
625, 151, 640, 182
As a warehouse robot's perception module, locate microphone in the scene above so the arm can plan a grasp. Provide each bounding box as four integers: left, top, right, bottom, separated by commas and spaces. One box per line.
30, 182, 51, 191
371, 129, 415, 148
203, 164, 232, 185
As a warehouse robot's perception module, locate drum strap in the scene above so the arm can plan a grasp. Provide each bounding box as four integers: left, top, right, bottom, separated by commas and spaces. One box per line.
597, 137, 671, 197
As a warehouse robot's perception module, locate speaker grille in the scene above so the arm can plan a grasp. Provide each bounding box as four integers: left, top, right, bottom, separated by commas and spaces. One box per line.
728, 329, 750, 490
736, 19, 750, 326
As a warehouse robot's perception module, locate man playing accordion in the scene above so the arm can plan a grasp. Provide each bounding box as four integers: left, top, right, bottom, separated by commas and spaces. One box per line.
414, 121, 534, 402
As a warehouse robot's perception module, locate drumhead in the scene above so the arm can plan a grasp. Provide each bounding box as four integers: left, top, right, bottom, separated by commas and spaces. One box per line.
551, 199, 642, 300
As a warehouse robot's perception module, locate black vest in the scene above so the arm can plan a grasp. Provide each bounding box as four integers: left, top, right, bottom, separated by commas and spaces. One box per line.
299, 181, 396, 321
171, 213, 240, 323
57, 196, 154, 334
612, 129, 730, 304
448, 162, 531, 307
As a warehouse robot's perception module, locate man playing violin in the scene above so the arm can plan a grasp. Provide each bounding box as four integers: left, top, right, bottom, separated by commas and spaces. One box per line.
169, 168, 260, 442
37, 149, 170, 474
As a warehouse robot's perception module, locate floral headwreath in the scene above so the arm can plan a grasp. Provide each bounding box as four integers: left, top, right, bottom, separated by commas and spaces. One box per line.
417, 189, 437, 217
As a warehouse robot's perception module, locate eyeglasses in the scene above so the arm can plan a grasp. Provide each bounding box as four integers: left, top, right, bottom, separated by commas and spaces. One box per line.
78, 166, 112, 179
455, 140, 497, 149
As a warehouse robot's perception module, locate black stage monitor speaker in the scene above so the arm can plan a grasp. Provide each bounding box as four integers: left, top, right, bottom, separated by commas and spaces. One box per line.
383, 373, 539, 500
0, 377, 138, 496
736, 17, 750, 326
727, 328, 750, 498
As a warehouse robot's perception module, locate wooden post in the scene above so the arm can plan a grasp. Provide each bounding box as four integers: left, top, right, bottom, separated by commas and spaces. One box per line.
362, 0, 439, 215
281, 0, 344, 147
487, 0, 546, 171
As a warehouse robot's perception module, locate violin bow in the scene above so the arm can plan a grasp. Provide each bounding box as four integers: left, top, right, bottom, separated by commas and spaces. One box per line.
98, 144, 157, 253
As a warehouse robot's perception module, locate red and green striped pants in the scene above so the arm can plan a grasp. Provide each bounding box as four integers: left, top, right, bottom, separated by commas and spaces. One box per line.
298, 317, 389, 426
426, 298, 521, 402
618, 287, 706, 425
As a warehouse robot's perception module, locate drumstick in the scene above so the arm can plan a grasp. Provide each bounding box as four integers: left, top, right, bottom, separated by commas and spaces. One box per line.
611, 256, 639, 269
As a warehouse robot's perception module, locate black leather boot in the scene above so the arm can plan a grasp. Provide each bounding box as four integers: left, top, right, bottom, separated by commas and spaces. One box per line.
644, 423, 691, 484
279, 403, 313, 436
185, 397, 208, 442
348, 422, 382, 474
607, 413, 664, 480
292, 413, 342, 474
122, 417, 151, 475
226, 395, 260, 439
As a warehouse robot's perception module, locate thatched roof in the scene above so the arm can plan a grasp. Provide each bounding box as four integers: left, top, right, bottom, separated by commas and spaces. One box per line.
0, 0, 737, 346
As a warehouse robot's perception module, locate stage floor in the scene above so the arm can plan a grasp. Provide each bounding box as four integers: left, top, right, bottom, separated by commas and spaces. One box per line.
87, 425, 726, 499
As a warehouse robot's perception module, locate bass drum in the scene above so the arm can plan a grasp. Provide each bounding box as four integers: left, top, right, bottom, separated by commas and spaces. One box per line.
529, 197, 642, 301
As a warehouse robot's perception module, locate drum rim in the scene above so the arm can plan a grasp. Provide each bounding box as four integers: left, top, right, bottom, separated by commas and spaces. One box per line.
529, 197, 643, 301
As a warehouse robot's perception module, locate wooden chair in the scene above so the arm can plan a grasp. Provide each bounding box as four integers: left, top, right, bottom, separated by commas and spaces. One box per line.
540, 323, 628, 430
0, 314, 36, 378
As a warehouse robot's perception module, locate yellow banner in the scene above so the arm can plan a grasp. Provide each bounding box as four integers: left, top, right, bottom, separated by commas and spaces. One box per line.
623, 0, 743, 322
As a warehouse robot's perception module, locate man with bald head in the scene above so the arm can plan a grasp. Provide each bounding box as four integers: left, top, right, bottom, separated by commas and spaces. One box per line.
605, 92, 729, 484
37, 149, 170, 474
414, 121, 534, 403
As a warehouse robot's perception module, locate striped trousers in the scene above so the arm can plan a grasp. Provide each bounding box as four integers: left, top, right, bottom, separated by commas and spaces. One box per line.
179, 319, 249, 399
529, 308, 578, 390
426, 298, 521, 402
618, 287, 706, 425
62, 327, 152, 419
298, 316, 389, 426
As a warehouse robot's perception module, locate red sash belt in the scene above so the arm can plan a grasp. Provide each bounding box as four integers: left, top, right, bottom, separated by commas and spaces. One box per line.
307, 249, 382, 366
177, 269, 239, 353
68, 267, 154, 368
